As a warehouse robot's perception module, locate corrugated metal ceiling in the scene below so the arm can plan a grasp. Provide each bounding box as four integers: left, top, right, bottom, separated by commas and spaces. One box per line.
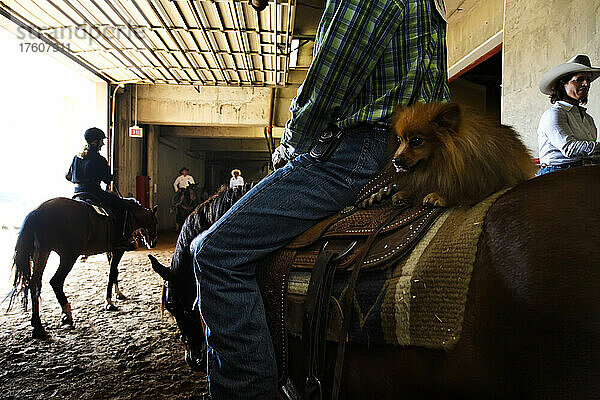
0, 0, 295, 86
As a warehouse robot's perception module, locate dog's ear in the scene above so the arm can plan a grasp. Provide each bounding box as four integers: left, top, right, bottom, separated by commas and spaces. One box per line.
391, 104, 407, 128
432, 103, 461, 132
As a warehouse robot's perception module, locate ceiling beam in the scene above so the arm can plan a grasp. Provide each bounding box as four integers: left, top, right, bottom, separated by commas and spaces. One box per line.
161, 125, 283, 138
188, 137, 278, 152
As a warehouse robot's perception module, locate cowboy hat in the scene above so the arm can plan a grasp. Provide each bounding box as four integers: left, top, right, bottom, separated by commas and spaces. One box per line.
231, 169, 241, 176
179, 167, 189, 174
539, 54, 600, 95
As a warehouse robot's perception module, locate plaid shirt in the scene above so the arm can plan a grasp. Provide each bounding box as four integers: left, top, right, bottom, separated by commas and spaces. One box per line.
280, 0, 450, 157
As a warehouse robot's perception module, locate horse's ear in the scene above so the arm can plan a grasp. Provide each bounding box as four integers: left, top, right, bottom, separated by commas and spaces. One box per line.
152, 205, 158, 215
149, 254, 170, 281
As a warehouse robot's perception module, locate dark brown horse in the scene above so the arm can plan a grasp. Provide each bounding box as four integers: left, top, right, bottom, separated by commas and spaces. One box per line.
150, 166, 600, 399
150, 183, 253, 368
173, 183, 199, 233
10, 197, 158, 338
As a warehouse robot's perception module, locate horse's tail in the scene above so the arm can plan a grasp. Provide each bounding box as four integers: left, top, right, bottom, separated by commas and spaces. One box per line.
7, 210, 38, 310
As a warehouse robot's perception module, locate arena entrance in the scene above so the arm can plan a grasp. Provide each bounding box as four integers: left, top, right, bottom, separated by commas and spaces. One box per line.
152, 126, 274, 232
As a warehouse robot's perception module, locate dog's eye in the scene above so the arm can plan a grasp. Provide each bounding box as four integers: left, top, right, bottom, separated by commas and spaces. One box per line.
409, 137, 424, 147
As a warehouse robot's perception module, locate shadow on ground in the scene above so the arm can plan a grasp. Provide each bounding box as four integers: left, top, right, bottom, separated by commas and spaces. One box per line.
0, 230, 207, 399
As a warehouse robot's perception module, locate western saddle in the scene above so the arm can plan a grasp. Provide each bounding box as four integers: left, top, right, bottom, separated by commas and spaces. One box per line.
257, 168, 446, 400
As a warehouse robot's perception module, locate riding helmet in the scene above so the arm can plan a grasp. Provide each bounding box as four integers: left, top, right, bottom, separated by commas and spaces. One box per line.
84, 127, 106, 143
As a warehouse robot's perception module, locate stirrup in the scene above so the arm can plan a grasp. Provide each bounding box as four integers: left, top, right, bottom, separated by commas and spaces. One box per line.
280, 378, 302, 400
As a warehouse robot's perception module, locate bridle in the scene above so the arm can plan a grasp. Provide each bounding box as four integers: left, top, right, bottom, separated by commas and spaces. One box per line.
129, 207, 158, 249
162, 280, 204, 338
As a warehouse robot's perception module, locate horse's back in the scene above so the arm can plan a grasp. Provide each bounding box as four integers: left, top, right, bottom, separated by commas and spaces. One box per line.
28, 197, 110, 253
460, 166, 600, 398
39, 196, 89, 211
481, 165, 600, 314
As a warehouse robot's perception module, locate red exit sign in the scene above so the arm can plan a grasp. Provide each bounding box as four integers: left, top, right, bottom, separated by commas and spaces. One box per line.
129, 125, 143, 138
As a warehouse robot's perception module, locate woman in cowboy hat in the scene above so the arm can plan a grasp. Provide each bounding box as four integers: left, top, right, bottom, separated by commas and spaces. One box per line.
537, 54, 600, 175
229, 168, 244, 189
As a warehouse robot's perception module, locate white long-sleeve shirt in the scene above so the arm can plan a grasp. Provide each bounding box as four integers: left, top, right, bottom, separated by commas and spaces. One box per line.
538, 101, 600, 165
173, 175, 195, 192
229, 176, 245, 189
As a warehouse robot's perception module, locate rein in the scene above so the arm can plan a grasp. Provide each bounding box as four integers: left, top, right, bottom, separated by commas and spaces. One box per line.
128, 205, 156, 249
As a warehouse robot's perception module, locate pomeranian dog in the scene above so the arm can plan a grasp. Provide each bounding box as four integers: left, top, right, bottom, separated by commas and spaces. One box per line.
390, 102, 535, 207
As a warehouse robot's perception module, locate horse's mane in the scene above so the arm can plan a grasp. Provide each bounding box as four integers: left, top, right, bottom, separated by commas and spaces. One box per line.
170, 182, 255, 274
122, 197, 141, 206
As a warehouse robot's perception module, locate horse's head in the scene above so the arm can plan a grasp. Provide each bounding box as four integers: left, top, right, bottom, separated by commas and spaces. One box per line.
179, 185, 199, 209
148, 184, 256, 371
149, 253, 206, 371
131, 204, 158, 249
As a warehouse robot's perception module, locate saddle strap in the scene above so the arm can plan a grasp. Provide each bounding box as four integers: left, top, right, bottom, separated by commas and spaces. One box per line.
303, 248, 338, 400
331, 207, 405, 400
354, 164, 396, 205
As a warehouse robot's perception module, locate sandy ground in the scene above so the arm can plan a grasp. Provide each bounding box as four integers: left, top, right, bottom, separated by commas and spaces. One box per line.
0, 231, 208, 399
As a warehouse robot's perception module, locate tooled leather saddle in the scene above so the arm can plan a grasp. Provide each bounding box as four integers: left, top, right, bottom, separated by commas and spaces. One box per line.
256, 169, 447, 399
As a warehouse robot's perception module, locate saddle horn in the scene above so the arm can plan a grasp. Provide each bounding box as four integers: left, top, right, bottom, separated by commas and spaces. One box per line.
149, 254, 170, 281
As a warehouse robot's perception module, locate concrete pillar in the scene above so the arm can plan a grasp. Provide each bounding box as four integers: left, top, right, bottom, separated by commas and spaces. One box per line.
115, 84, 144, 198
147, 125, 159, 208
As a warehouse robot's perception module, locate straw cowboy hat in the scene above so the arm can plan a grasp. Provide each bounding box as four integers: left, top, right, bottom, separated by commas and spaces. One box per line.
539, 54, 600, 95
231, 169, 241, 176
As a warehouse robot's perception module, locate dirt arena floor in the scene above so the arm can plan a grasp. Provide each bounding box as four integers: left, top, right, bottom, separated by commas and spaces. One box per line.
0, 231, 208, 399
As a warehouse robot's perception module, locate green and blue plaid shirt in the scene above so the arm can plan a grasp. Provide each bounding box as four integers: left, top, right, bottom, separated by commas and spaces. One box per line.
280, 0, 450, 157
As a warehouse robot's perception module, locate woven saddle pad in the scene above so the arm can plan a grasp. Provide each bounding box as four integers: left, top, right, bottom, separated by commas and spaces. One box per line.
286, 189, 508, 350
257, 197, 446, 383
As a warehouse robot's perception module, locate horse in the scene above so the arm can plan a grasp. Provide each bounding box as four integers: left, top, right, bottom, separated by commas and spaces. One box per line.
9, 197, 158, 338
149, 166, 600, 399
150, 183, 253, 367
173, 184, 199, 233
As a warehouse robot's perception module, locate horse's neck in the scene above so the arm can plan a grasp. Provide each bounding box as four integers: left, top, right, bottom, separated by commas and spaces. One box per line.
129, 207, 147, 228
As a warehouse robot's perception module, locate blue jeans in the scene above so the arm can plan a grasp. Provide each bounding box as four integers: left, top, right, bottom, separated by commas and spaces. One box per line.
191, 127, 390, 399
537, 162, 581, 176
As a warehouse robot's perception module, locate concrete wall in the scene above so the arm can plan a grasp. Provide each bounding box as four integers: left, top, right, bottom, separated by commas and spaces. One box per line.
502, 0, 600, 155
114, 85, 144, 198
135, 79, 303, 132
446, 0, 504, 70
137, 84, 273, 126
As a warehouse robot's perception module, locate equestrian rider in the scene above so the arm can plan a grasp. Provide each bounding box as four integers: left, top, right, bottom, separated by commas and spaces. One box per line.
65, 127, 135, 250
191, 0, 450, 398
173, 167, 196, 193
229, 169, 244, 189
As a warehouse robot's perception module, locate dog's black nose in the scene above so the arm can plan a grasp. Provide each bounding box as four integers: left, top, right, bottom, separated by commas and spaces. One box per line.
392, 158, 408, 173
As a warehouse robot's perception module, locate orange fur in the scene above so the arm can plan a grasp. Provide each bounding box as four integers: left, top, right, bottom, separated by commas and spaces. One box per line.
390, 102, 536, 206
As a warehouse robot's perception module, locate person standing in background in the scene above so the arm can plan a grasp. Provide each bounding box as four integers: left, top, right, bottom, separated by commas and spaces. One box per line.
537, 55, 600, 175
229, 169, 245, 189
